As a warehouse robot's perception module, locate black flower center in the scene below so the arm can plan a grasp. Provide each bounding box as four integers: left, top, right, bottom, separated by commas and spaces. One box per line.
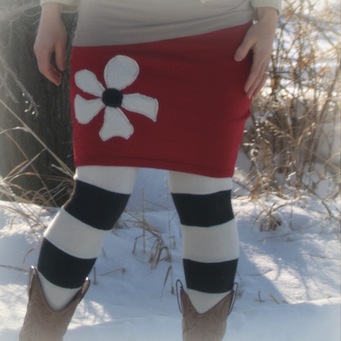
102, 88, 123, 107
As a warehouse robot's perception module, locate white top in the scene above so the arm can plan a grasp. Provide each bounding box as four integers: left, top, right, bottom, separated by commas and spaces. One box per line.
40, 0, 281, 46
41, 0, 281, 13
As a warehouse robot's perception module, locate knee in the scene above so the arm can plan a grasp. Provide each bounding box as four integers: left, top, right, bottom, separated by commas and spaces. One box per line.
64, 180, 130, 230
169, 171, 234, 227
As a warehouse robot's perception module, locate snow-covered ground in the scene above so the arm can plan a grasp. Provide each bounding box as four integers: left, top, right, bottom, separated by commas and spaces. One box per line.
0, 169, 340, 341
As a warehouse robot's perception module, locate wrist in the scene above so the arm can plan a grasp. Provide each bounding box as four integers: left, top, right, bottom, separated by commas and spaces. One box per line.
256, 7, 278, 28
41, 2, 63, 18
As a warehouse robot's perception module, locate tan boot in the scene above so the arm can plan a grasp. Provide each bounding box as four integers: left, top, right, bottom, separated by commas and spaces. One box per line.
177, 281, 237, 341
20, 266, 90, 341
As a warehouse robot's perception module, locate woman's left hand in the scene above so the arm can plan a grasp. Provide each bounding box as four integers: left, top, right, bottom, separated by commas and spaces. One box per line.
234, 7, 278, 99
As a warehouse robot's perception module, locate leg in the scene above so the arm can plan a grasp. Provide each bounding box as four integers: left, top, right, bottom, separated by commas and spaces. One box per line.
37, 166, 137, 310
20, 166, 138, 340
169, 171, 238, 340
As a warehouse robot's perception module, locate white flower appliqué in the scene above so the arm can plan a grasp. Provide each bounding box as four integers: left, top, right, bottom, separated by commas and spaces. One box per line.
74, 55, 159, 140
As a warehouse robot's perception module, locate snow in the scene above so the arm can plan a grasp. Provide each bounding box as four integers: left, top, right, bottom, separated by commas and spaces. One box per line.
0, 169, 340, 341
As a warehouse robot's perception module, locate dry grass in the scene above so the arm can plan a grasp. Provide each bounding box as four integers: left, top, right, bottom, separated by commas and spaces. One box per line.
239, 0, 340, 229
243, 0, 340, 197
0, 99, 74, 206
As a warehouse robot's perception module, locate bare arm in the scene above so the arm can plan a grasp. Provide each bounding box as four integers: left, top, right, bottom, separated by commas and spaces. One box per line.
34, 3, 66, 86
234, 7, 279, 98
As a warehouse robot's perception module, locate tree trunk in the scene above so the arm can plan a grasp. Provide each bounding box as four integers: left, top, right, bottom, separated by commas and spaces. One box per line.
0, 0, 76, 206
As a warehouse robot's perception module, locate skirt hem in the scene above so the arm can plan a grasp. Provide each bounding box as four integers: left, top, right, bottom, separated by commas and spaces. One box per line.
74, 157, 236, 178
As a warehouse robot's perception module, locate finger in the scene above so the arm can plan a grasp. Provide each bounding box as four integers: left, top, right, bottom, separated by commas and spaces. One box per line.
245, 47, 271, 94
41, 65, 62, 86
246, 72, 265, 98
253, 73, 269, 97
247, 72, 269, 99
34, 45, 62, 86
37, 57, 62, 86
55, 39, 66, 72
244, 60, 265, 94
47, 66, 63, 86
234, 34, 254, 62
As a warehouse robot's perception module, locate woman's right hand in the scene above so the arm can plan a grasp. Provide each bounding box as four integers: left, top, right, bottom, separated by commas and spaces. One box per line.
34, 3, 66, 86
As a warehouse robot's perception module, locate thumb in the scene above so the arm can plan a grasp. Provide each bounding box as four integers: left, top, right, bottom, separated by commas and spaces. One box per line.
234, 35, 253, 62
55, 40, 66, 72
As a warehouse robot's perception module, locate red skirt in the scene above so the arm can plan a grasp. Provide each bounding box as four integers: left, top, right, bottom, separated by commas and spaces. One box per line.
70, 23, 252, 178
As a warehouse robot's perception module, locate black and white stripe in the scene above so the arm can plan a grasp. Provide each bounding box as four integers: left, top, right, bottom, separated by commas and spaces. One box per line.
38, 179, 131, 288
171, 190, 234, 227
36, 166, 137, 310
64, 180, 130, 230
169, 171, 238, 313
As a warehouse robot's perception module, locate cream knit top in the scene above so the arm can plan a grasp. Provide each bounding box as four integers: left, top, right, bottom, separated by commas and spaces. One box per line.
41, 0, 281, 13
40, 0, 281, 46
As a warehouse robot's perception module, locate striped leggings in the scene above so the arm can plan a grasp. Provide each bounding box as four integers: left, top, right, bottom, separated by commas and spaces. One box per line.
37, 166, 239, 313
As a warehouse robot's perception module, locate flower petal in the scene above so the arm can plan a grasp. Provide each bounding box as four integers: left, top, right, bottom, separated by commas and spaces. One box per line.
104, 55, 139, 90
75, 70, 105, 96
99, 107, 134, 141
122, 93, 159, 122
74, 95, 104, 124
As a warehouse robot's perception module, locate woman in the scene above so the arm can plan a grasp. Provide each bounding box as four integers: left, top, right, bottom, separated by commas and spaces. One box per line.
20, 1, 280, 340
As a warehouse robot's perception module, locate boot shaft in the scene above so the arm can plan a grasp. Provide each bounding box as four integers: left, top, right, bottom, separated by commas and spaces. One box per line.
20, 266, 90, 341
178, 281, 237, 341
